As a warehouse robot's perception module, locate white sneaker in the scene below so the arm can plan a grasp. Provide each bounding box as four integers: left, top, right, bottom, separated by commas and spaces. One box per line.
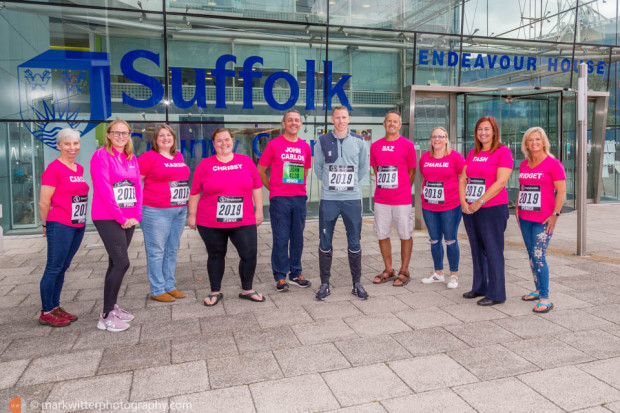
112, 304, 134, 322
97, 312, 130, 332
421, 272, 445, 284
447, 276, 459, 289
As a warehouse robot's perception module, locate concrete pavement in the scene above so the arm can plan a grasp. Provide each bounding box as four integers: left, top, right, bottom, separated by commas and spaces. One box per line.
1, 204, 620, 412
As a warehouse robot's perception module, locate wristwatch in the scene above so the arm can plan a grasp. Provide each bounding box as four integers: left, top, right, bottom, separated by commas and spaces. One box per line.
478, 198, 486, 205
552, 212, 561, 217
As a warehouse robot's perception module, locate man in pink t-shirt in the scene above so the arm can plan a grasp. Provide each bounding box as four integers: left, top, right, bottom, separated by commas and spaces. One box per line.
370, 110, 417, 287
258, 110, 313, 292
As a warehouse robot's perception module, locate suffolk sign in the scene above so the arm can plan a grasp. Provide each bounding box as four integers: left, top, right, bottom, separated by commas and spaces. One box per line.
18, 49, 352, 149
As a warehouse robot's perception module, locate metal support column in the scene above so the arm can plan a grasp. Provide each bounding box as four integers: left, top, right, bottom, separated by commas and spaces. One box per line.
576, 63, 588, 256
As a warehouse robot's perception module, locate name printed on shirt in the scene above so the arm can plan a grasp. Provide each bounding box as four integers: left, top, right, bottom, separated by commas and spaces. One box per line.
471, 156, 489, 162
382, 146, 395, 152
281, 147, 305, 162
164, 162, 187, 168
69, 176, 86, 183
424, 162, 449, 168
213, 164, 243, 171
519, 172, 544, 179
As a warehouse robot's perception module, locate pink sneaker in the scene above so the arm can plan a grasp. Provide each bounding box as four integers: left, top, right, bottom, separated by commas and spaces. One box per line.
112, 304, 134, 322
97, 312, 130, 332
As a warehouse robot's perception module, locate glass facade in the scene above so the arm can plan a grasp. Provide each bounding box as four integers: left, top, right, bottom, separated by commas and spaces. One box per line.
1, 0, 619, 233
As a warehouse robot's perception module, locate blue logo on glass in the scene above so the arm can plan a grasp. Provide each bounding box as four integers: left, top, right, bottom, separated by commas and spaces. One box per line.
18, 50, 112, 149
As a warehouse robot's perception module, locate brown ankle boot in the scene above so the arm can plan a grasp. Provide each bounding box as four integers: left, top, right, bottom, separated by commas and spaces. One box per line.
151, 293, 175, 302
167, 289, 186, 299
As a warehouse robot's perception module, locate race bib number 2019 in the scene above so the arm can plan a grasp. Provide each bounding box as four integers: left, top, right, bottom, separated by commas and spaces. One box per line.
328, 165, 355, 191
113, 180, 136, 208
216, 196, 243, 222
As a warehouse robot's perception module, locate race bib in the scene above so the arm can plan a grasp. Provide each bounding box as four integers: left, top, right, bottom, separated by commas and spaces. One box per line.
465, 178, 485, 203
376, 166, 398, 189
518, 184, 542, 211
328, 165, 355, 191
71, 195, 88, 224
216, 196, 243, 222
113, 180, 136, 208
283, 162, 304, 184
423, 181, 445, 204
169, 180, 190, 206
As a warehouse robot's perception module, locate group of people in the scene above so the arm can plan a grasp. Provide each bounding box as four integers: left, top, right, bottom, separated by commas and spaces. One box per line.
37, 110, 565, 332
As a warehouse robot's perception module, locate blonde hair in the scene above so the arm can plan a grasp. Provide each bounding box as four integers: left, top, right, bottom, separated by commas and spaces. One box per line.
521, 127, 554, 160
429, 126, 451, 157
105, 120, 134, 160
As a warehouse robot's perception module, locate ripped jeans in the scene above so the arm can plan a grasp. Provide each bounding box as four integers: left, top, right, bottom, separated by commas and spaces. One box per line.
422, 206, 462, 273
519, 218, 553, 299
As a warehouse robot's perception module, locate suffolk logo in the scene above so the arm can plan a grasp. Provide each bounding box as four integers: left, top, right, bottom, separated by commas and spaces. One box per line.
18, 50, 112, 149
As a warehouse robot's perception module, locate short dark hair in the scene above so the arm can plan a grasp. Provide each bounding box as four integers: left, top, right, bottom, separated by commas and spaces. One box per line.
384, 110, 401, 121
151, 124, 178, 156
282, 109, 301, 122
211, 127, 232, 141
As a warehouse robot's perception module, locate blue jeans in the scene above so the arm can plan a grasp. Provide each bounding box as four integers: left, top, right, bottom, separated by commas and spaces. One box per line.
422, 206, 462, 272
40, 221, 85, 312
462, 204, 509, 302
319, 199, 362, 253
269, 196, 307, 281
141, 205, 187, 296
519, 218, 552, 299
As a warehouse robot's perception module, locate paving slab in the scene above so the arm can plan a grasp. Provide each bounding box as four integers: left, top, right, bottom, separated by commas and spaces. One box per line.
0, 383, 53, 413
131, 360, 209, 401
335, 335, 411, 366
72, 327, 140, 350
442, 303, 508, 322
395, 291, 457, 309
381, 388, 476, 413
493, 314, 571, 339
518, 365, 620, 411
390, 353, 478, 392
448, 344, 539, 381
250, 373, 340, 413
504, 336, 594, 369
291, 319, 358, 345
45, 373, 132, 413
326, 403, 387, 413
98, 341, 171, 375
578, 357, 620, 389
171, 332, 238, 363
139, 318, 201, 343
207, 351, 283, 389
344, 313, 411, 336
443, 320, 521, 347
170, 386, 255, 413
453, 377, 563, 413
17, 349, 102, 387
539, 308, 613, 331
322, 363, 412, 407
395, 307, 462, 329
304, 300, 364, 321
555, 329, 620, 359
199, 312, 260, 335
1, 332, 79, 361
0, 359, 29, 390
391, 326, 470, 356
274, 342, 350, 377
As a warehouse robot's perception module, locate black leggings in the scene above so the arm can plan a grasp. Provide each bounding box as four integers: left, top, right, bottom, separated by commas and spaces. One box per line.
94, 220, 135, 313
197, 225, 257, 291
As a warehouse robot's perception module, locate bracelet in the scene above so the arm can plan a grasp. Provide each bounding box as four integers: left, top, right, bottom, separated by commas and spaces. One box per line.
552, 212, 560, 217
478, 198, 486, 206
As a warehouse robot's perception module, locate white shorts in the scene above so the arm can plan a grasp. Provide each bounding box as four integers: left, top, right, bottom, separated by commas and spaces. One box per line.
373, 203, 413, 240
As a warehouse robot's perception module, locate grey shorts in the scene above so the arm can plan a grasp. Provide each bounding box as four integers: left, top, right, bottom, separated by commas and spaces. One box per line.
373, 203, 413, 240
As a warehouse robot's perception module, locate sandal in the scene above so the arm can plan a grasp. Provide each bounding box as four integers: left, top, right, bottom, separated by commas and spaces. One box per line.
203, 293, 223, 307
522, 292, 540, 301
533, 302, 553, 313
373, 269, 396, 284
393, 270, 410, 287
238, 291, 266, 303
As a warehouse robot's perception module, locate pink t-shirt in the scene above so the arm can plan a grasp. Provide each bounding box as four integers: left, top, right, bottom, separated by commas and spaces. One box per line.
518, 156, 566, 223
258, 135, 312, 199
464, 145, 514, 208
190, 153, 262, 228
419, 151, 465, 211
90, 147, 143, 225
138, 150, 191, 208
41, 159, 90, 227
370, 136, 417, 205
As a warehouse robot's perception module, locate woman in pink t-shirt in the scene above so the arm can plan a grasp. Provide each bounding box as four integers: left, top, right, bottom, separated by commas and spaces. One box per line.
39, 128, 89, 327
516, 127, 566, 313
91, 120, 143, 332
139, 124, 190, 303
419, 127, 465, 290
188, 128, 265, 307
459, 116, 514, 306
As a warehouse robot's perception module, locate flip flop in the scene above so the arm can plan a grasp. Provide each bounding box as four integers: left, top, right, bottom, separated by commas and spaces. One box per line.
521, 292, 540, 301
203, 293, 223, 307
239, 291, 266, 303
533, 302, 553, 313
